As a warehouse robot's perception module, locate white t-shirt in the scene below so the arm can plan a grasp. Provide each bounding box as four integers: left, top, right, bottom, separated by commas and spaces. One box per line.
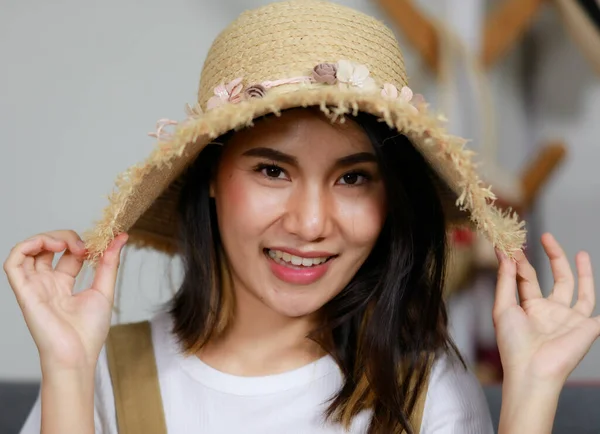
20, 311, 494, 433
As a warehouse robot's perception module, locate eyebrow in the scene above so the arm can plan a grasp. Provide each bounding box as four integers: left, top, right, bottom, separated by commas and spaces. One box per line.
242, 147, 377, 169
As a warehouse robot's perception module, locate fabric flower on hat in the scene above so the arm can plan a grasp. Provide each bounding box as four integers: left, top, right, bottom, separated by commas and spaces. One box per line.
399, 86, 418, 114
185, 102, 204, 118
312, 63, 337, 84
381, 84, 420, 114
336, 60, 377, 91
381, 83, 399, 99
207, 77, 244, 110
244, 84, 267, 99
410, 92, 427, 111
148, 118, 178, 141
399, 85, 414, 102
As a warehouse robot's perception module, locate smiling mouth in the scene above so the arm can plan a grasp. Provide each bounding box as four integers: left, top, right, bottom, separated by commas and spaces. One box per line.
263, 248, 336, 268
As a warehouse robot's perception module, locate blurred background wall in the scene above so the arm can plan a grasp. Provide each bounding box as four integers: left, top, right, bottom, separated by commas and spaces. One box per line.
1, 0, 598, 381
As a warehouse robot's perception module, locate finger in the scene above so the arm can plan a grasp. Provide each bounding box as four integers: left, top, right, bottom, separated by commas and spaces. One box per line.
22, 256, 35, 277
28, 235, 69, 272
493, 249, 518, 316
41, 230, 87, 251
55, 247, 87, 278
4, 240, 35, 290
34, 251, 56, 273
573, 251, 595, 316
91, 233, 129, 302
514, 250, 543, 302
544, 233, 575, 306
4, 237, 66, 289
30, 231, 86, 273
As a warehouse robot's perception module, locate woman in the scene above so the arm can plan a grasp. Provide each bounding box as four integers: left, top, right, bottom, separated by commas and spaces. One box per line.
6, 1, 600, 433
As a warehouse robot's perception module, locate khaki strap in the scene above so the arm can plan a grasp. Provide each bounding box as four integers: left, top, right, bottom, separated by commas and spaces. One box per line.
407, 357, 434, 434
106, 321, 167, 434
408, 379, 428, 434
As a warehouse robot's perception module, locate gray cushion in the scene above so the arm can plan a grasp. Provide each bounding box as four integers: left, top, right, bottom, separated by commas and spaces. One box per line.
0, 382, 39, 434
484, 384, 600, 433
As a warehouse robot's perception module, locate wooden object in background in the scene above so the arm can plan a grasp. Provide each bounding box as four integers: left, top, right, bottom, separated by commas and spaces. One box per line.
520, 141, 567, 209
375, 0, 439, 71
374, 0, 547, 71
492, 141, 567, 215
483, 0, 546, 68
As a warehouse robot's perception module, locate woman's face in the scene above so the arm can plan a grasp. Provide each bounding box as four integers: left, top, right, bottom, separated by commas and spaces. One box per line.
212, 109, 386, 318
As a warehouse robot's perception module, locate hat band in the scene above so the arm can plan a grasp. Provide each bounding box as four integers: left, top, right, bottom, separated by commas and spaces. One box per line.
148, 59, 426, 142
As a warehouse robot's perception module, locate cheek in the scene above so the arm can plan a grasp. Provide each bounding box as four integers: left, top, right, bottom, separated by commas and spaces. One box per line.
214, 168, 282, 242
336, 189, 386, 245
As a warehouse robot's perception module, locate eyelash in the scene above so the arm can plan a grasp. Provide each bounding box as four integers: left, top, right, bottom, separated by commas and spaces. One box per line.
252, 163, 372, 186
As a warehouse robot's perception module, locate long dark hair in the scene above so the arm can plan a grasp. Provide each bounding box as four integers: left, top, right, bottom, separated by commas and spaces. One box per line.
169, 110, 458, 434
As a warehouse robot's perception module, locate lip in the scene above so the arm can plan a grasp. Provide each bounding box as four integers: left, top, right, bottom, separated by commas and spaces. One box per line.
264, 249, 336, 285
266, 246, 336, 258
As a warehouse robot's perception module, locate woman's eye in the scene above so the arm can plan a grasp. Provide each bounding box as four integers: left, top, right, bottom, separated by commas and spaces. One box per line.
260, 165, 286, 179
338, 172, 369, 186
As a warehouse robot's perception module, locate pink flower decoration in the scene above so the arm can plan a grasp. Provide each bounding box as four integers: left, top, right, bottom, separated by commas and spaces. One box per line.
399, 86, 413, 102
185, 102, 204, 118
148, 118, 178, 141
336, 60, 377, 91
399, 86, 419, 114
381, 83, 399, 99
312, 63, 337, 84
411, 93, 427, 110
380, 84, 423, 114
207, 77, 244, 110
244, 84, 267, 99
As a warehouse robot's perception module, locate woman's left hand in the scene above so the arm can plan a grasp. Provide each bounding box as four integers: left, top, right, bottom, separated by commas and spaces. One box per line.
493, 233, 600, 386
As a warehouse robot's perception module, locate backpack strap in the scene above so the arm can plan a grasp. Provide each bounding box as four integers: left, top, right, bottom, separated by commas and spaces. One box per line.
105, 321, 167, 434
407, 356, 434, 434
408, 378, 428, 434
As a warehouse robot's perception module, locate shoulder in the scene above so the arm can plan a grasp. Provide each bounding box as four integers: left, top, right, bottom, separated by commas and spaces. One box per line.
419, 351, 494, 434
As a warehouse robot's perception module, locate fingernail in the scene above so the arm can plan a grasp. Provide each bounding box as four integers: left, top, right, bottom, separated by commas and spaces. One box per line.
76, 240, 86, 250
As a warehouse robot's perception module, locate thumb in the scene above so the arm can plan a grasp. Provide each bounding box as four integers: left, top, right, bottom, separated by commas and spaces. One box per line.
91, 233, 129, 303
493, 249, 518, 318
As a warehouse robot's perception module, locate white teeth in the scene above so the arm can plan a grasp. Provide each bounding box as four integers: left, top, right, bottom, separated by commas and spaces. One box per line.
267, 249, 331, 267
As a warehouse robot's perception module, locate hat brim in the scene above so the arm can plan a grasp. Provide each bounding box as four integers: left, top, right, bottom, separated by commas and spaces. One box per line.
83, 87, 525, 262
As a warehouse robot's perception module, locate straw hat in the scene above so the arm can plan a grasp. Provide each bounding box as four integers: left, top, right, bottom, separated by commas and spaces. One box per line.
83, 0, 525, 262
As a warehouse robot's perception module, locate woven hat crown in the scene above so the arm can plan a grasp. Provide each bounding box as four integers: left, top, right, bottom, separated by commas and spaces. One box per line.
197, 0, 408, 107
82, 0, 526, 263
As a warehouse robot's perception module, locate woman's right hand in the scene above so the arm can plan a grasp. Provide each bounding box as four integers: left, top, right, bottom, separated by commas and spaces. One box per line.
3, 230, 128, 372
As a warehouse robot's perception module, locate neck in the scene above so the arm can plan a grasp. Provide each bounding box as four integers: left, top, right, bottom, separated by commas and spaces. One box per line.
199, 279, 325, 376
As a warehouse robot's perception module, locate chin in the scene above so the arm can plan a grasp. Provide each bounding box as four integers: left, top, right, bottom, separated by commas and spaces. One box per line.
263, 288, 328, 319
274, 306, 315, 318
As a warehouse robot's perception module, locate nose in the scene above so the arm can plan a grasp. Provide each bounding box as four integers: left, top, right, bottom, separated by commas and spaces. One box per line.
282, 183, 332, 242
